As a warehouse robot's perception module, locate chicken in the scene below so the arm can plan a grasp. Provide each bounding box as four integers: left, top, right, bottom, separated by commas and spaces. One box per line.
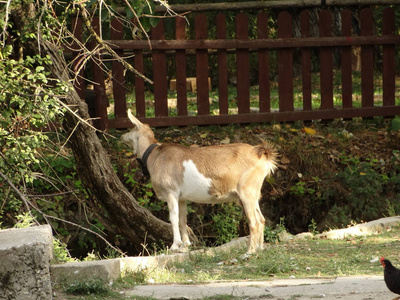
381, 257, 400, 300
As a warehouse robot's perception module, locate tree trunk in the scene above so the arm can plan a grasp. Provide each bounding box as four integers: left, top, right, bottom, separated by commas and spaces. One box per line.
12, 1, 173, 254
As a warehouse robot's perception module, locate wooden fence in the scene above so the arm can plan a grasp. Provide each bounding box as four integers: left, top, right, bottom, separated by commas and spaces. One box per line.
70, 5, 400, 129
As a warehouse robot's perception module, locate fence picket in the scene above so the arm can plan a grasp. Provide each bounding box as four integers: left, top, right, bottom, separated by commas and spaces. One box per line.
71, 18, 85, 101
175, 16, 188, 116
236, 13, 250, 114
257, 12, 270, 113
383, 7, 395, 107
278, 11, 294, 112
195, 14, 210, 115
361, 8, 374, 108
111, 18, 127, 119
133, 48, 146, 117
90, 16, 108, 130
152, 20, 168, 117
217, 14, 229, 115
319, 10, 334, 110
341, 9, 353, 109
301, 10, 312, 111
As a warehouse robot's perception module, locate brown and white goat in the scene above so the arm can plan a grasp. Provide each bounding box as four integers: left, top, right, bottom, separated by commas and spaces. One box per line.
121, 109, 278, 253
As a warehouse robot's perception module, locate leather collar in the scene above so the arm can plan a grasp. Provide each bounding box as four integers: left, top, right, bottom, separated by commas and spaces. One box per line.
136, 143, 159, 180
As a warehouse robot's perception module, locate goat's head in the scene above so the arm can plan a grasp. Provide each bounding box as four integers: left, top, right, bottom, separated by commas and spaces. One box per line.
120, 109, 157, 156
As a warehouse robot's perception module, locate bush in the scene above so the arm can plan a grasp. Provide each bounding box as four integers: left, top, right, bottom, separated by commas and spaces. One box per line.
211, 203, 242, 245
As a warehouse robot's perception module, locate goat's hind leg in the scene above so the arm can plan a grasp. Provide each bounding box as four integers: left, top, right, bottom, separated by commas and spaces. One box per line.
239, 192, 265, 254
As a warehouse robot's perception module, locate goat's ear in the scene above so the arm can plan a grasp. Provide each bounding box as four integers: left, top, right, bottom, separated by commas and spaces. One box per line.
127, 109, 142, 128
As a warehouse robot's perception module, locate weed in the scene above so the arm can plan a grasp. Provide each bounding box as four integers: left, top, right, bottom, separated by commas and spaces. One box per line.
264, 217, 286, 243
308, 218, 319, 235
52, 238, 76, 263
211, 203, 242, 245
64, 278, 110, 295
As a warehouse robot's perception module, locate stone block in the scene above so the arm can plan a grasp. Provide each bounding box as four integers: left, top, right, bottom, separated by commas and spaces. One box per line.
0, 225, 53, 300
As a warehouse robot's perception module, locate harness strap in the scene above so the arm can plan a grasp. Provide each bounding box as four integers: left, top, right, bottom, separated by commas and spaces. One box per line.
136, 143, 159, 180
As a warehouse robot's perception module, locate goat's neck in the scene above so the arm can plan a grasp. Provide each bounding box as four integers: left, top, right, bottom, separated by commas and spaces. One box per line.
137, 137, 159, 159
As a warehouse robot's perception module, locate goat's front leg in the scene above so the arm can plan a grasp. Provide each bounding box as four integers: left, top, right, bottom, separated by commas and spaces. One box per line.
166, 194, 182, 251
179, 200, 191, 248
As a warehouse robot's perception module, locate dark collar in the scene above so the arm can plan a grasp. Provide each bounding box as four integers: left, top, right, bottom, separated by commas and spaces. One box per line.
136, 143, 159, 180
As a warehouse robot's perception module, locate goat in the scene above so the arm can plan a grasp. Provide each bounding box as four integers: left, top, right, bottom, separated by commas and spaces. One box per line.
121, 109, 278, 253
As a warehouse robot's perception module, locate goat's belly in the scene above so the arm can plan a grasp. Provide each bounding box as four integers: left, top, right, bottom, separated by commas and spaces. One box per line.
180, 159, 237, 204
180, 188, 213, 203
180, 188, 238, 204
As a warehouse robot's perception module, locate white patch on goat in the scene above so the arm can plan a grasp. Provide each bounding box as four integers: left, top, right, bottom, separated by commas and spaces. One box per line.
180, 160, 213, 202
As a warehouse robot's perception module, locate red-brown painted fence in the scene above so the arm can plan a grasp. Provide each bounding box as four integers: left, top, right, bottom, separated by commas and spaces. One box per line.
70, 6, 400, 130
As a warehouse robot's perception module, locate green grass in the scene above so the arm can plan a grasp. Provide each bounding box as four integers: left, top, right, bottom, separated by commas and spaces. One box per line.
118, 228, 400, 286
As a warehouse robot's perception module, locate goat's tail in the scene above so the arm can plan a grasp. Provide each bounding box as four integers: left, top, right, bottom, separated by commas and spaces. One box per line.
255, 140, 278, 163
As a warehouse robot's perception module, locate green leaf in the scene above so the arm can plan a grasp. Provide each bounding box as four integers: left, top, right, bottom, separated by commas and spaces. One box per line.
149, 17, 160, 28
391, 117, 400, 131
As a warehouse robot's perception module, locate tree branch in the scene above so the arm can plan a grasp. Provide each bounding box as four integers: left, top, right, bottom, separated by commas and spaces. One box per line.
78, 4, 154, 85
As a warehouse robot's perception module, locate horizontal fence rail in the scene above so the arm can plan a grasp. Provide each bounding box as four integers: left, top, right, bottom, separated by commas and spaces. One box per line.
70, 5, 400, 129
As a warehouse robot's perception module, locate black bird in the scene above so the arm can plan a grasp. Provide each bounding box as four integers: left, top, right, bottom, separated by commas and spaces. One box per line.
381, 257, 400, 300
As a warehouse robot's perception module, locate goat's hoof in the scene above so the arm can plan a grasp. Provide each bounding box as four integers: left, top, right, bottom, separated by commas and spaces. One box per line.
169, 245, 189, 253
175, 246, 189, 253
240, 253, 252, 261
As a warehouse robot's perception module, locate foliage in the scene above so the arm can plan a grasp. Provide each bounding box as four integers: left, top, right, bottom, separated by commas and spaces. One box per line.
211, 203, 242, 245
53, 238, 77, 264
0, 53, 66, 216
325, 152, 400, 227
264, 217, 286, 244
13, 212, 37, 228
123, 163, 164, 212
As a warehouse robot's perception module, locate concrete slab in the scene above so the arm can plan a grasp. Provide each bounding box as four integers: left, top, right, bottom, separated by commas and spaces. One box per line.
125, 276, 394, 299
51, 237, 250, 285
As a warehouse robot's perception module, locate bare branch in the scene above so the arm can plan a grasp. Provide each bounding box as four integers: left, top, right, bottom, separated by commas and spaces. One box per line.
0, 167, 125, 257
0, 169, 32, 214
78, 4, 154, 85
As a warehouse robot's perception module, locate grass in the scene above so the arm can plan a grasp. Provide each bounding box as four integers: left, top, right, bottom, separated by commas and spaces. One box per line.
57, 227, 400, 299
156, 229, 399, 282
